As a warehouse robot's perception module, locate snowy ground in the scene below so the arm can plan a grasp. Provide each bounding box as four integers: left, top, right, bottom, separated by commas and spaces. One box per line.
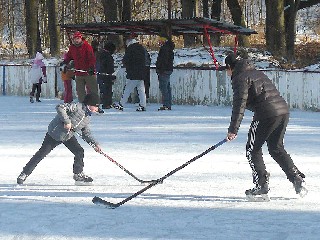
1, 96, 320, 240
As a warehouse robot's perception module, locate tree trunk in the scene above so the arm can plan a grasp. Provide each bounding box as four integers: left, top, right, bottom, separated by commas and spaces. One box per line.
182, 0, 196, 47
122, 0, 131, 21
101, 0, 121, 48
226, 0, 249, 47
265, 0, 286, 58
284, 0, 300, 62
25, 0, 39, 57
47, 0, 60, 57
210, 0, 222, 46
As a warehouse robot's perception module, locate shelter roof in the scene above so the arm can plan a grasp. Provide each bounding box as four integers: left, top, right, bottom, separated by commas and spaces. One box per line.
60, 17, 257, 36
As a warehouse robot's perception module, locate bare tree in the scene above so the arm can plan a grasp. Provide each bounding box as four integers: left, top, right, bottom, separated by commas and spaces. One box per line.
47, 0, 60, 57
101, 0, 122, 48
210, 0, 223, 46
181, 0, 197, 47
284, 0, 320, 61
25, 0, 41, 57
265, 0, 286, 58
226, 0, 249, 47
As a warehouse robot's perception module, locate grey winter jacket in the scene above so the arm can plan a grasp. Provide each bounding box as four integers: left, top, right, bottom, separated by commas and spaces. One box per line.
228, 59, 289, 134
48, 102, 98, 145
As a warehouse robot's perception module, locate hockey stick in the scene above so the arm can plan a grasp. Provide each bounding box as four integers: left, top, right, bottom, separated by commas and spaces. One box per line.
74, 131, 156, 184
68, 67, 121, 76
92, 138, 228, 208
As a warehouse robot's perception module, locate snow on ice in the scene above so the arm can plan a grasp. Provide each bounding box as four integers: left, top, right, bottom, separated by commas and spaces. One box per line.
1, 96, 320, 240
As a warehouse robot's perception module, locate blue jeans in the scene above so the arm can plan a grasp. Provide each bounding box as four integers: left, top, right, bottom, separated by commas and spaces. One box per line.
158, 71, 172, 107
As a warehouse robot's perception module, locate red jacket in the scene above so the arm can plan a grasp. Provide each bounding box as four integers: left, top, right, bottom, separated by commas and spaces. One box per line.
64, 40, 96, 76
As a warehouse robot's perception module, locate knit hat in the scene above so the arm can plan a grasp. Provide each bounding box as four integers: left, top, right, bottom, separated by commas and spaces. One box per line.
35, 52, 44, 60
104, 41, 116, 54
73, 31, 82, 39
225, 53, 238, 70
125, 38, 137, 47
158, 32, 169, 42
83, 93, 100, 106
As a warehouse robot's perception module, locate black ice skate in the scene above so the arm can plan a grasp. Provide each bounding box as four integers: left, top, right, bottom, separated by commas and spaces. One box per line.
293, 174, 308, 197
245, 173, 270, 202
30, 96, 34, 103
112, 103, 123, 111
158, 105, 171, 111
136, 105, 146, 112
290, 166, 308, 197
17, 172, 28, 184
245, 184, 270, 202
73, 172, 93, 185
97, 107, 104, 114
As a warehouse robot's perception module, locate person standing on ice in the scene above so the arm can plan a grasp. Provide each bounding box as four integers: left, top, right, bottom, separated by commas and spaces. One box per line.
61, 31, 103, 114
156, 32, 175, 111
113, 35, 147, 111
17, 93, 102, 185
224, 52, 307, 199
29, 52, 47, 103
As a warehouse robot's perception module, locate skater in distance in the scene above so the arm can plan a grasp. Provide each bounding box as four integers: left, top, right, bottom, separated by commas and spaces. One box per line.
17, 93, 102, 185
224, 52, 307, 199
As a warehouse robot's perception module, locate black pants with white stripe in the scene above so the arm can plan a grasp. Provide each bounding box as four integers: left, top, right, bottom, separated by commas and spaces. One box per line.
246, 113, 295, 186
23, 133, 85, 176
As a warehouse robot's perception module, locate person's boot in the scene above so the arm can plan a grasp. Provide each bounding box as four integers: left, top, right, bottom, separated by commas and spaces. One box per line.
289, 166, 307, 196
17, 172, 29, 184
36, 93, 41, 102
245, 172, 270, 201
73, 172, 93, 185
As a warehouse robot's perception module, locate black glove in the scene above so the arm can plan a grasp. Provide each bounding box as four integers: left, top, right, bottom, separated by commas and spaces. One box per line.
88, 67, 95, 75
59, 61, 67, 72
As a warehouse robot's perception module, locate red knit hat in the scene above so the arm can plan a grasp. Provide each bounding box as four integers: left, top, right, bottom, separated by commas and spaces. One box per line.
73, 31, 82, 39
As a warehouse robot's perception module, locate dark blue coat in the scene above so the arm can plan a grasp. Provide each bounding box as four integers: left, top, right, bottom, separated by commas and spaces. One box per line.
123, 42, 146, 80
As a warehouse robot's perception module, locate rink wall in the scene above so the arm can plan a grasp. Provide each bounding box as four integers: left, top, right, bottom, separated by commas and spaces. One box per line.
1, 64, 319, 111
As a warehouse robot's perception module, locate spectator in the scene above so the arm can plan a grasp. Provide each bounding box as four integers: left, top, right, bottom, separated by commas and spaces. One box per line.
61, 59, 75, 103
99, 41, 117, 109
113, 35, 147, 112
29, 52, 47, 103
144, 49, 151, 103
62, 31, 102, 114
224, 52, 307, 200
156, 33, 175, 111
17, 93, 102, 185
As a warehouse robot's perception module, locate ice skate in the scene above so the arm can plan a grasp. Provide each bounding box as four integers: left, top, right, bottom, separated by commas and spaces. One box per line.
30, 96, 34, 103
245, 173, 270, 202
290, 166, 308, 197
245, 184, 270, 202
158, 105, 171, 111
17, 172, 28, 184
73, 172, 93, 185
293, 174, 308, 197
112, 103, 123, 111
136, 104, 146, 112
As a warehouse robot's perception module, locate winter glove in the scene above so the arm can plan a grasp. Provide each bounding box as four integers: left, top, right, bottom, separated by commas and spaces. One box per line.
42, 76, 47, 83
59, 61, 67, 73
88, 67, 95, 76
94, 144, 102, 153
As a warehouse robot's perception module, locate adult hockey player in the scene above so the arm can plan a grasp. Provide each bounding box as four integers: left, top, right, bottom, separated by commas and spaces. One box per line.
17, 93, 102, 185
224, 52, 307, 200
